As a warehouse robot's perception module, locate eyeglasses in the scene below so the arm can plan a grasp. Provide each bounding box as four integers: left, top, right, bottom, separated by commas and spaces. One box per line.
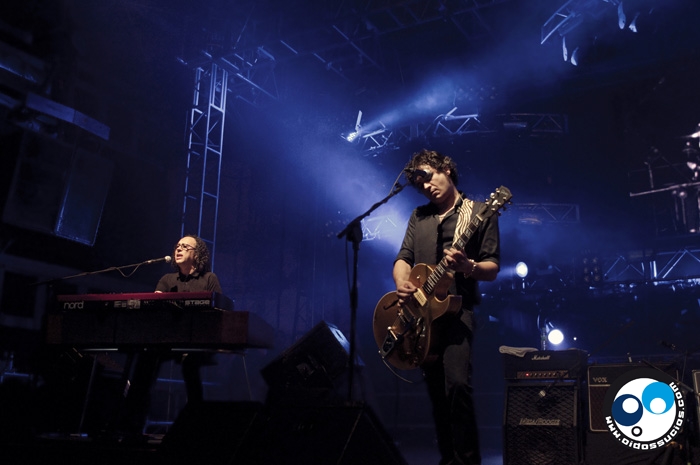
174, 243, 196, 252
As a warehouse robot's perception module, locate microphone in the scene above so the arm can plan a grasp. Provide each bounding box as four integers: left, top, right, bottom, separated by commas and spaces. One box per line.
143, 256, 172, 265
405, 169, 432, 183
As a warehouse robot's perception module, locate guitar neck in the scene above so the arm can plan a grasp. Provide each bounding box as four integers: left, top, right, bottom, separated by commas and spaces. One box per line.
420, 185, 511, 296
423, 213, 483, 295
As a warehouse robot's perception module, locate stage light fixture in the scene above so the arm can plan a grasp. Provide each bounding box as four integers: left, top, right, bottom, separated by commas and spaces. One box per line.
628, 12, 639, 33
617, 2, 626, 29
571, 47, 580, 66
344, 131, 360, 142
691, 125, 700, 139
582, 254, 603, 284
547, 325, 564, 345
515, 262, 529, 279
342, 110, 363, 143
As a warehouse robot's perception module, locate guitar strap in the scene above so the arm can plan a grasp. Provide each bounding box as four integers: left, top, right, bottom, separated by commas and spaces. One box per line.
453, 195, 474, 247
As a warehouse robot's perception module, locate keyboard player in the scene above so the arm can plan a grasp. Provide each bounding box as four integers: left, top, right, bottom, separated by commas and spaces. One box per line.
119, 234, 222, 438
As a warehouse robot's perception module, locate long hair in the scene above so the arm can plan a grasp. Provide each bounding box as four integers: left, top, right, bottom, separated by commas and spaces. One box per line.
172, 234, 211, 273
403, 148, 459, 186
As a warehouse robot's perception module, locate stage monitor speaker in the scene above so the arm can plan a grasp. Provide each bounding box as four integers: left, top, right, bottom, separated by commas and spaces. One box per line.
261, 320, 353, 391
587, 362, 677, 432
159, 401, 264, 465
161, 402, 407, 465
239, 403, 407, 465
503, 381, 581, 465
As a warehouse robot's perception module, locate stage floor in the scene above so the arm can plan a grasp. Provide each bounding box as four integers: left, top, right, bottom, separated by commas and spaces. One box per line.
0, 434, 504, 465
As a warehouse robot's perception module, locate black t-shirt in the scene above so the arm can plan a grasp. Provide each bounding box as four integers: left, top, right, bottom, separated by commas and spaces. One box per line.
395, 195, 500, 308
155, 271, 222, 293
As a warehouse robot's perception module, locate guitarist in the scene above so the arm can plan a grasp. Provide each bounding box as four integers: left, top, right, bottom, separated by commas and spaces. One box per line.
394, 149, 500, 465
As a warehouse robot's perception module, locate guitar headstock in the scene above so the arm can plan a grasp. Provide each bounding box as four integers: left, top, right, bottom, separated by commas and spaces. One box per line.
482, 186, 513, 218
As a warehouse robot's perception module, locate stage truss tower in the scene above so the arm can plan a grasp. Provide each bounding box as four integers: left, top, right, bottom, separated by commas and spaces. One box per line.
181, 63, 228, 270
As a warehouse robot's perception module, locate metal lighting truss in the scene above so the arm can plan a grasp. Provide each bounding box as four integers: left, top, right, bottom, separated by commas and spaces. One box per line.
361, 203, 580, 242
588, 247, 700, 288
179, 0, 513, 104
541, 0, 613, 45
268, 0, 515, 87
358, 112, 568, 155
361, 215, 401, 242
212, 48, 279, 108
515, 203, 580, 225
181, 63, 228, 270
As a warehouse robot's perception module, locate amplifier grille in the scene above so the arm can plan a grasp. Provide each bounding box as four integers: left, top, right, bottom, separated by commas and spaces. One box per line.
503, 382, 581, 465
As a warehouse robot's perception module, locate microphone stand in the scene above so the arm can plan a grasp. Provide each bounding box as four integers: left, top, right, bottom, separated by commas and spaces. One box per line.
31, 257, 169, 286
640, 342, 699, 465
61, 260, 159, 280
337, 181, 407, 403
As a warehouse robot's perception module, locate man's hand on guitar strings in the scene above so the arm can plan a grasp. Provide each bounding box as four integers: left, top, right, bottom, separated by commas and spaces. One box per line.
396, 280, 417, 305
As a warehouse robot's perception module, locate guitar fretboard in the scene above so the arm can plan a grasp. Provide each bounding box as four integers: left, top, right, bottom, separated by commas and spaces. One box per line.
423, 215, 482, 295
421, 185, 511, 296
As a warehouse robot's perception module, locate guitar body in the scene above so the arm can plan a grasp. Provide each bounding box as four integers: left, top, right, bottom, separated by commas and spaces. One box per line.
372, 185, 512, 371
372, 263, 462, 370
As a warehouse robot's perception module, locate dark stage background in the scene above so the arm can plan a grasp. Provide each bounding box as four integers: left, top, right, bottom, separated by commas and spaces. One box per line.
1, 1, 700, 464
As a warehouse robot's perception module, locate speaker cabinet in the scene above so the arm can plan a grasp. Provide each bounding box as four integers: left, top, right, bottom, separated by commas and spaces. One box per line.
587, 362, 677, 432
2, 131, 113, 245
503, 381, 581, 465
161, 402, 407, 465
585, 430, 660, 465
245, 404, 407, 465
159, 401, 264, 465
261, 320, 352, 392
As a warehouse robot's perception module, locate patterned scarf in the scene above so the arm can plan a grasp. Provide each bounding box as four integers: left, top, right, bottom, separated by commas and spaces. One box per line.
454, 195, 474, 247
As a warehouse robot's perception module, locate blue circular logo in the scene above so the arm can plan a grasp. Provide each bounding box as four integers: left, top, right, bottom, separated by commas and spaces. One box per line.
603, 368, 685, 450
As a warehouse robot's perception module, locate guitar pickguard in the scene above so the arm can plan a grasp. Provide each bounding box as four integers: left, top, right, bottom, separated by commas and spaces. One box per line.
372, 287, 461, 370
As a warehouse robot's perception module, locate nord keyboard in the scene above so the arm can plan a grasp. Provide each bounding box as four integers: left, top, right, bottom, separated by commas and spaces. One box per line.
56, 291, 234, 311
46, 292, 274, 350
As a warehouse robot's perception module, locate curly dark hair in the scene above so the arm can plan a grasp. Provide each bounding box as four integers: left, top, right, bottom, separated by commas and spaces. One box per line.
403, 149, 459, 186
172, 234, 212, 273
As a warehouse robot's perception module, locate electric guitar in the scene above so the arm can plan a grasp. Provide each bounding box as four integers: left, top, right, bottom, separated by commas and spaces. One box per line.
372, 186, 512, 370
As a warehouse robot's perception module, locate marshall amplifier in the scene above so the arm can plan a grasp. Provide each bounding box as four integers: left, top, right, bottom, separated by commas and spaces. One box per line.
503, 380, 581, 465
502, 349, 588, 380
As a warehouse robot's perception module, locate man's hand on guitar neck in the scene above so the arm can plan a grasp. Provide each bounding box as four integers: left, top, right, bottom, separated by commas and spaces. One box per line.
444, 247, 499, 281
443, 247, 472, 274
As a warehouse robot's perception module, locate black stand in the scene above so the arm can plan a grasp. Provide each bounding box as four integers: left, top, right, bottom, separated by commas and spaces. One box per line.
337, 182, 406, 402
35, 256, 170, 435
642, 342, 699, 465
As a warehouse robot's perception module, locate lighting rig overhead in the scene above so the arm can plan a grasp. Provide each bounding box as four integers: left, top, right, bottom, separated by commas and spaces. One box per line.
542, 0, 653, 66
342, 108, 568, 155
